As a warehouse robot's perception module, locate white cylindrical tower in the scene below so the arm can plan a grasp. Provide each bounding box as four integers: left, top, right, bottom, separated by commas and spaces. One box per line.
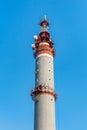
31, 16, 57, 130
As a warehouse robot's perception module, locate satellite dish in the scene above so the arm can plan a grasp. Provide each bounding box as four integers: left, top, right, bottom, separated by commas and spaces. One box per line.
34, 35, 38, 40
32, 44, 35, 50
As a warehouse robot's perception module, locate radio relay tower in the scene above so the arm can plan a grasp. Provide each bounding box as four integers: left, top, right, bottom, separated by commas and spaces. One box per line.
31, 16, 57, 130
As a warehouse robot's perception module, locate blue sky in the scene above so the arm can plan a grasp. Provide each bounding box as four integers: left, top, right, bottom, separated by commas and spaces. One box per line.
0, 0, 87, 130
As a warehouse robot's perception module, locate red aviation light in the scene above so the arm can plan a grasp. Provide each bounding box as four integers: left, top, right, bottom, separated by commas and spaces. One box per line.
39, 31, 50, 41
40, 20, 49, 27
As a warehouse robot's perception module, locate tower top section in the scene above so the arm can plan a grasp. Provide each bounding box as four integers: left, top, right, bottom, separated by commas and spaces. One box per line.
32, 16, 55, 58
40, 15, 49, 31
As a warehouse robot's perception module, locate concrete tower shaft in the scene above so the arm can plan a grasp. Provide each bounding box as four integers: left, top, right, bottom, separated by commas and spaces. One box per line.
35, 54, 54, 89
31, 16, 57, 130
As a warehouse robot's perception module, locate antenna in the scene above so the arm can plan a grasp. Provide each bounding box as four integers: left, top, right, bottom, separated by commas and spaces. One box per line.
44, 15, 47, 20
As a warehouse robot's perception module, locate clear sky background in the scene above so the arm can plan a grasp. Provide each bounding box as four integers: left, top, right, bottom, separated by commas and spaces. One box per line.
0, 0, 87, 130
